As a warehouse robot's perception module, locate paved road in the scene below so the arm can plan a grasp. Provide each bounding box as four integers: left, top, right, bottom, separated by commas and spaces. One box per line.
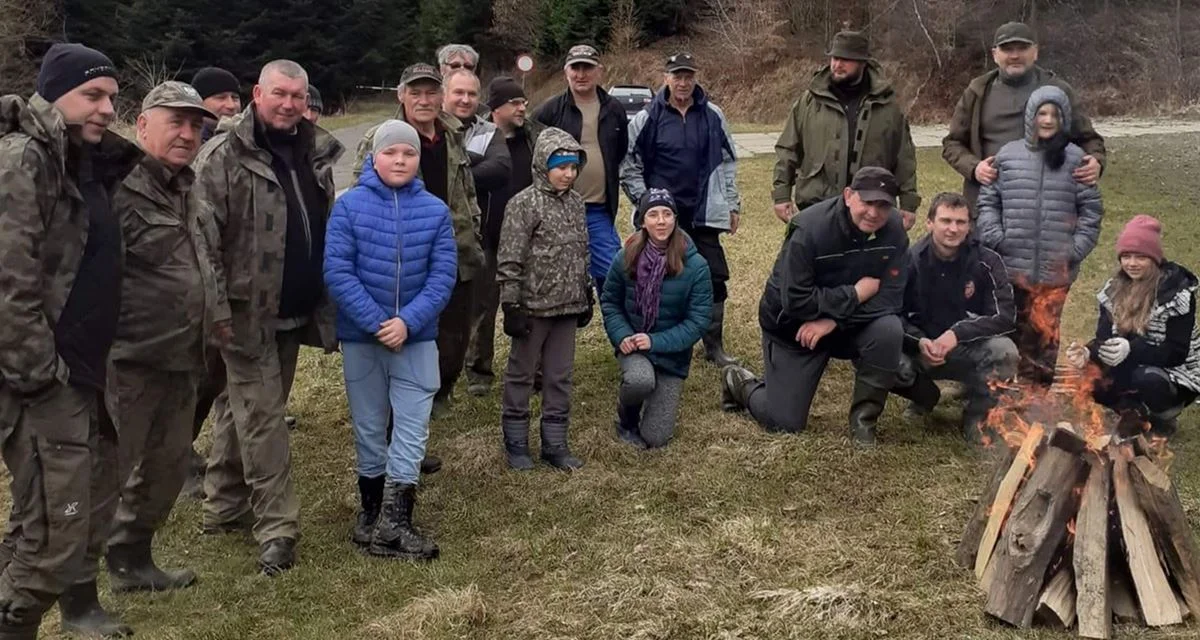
332, 117, 1200, 191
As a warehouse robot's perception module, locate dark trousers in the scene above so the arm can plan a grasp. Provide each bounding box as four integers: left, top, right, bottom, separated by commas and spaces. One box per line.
746, 315, 904, 432
436, 279, 475, 402
1012, 283, 1070, 388
679, 216, 729, 304
501, 316, 577, 425
466, 246, 500, 386
1093, 364, 1197, 414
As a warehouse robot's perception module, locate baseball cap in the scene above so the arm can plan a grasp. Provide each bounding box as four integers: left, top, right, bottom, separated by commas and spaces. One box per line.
849, 167, 899, 206
665, 53, 698, 73
993, 22, 1036, 47
564, 44, 600, 67
400, 63, 442, 87
141, 81, 218, 120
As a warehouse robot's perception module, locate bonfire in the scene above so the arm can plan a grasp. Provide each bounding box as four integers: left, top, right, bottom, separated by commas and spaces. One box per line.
956, 359, 1196, 639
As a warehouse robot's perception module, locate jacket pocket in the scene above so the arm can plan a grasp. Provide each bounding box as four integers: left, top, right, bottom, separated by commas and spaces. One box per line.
128, 208, 184, 266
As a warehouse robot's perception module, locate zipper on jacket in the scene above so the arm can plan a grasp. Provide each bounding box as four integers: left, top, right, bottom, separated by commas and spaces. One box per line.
393, 191, 403, 316
290, 168, 313, 259
1032, 161, 1046, 282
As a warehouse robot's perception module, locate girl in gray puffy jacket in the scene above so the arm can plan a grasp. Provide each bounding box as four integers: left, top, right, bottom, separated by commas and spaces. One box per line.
977, 85, 1104, 388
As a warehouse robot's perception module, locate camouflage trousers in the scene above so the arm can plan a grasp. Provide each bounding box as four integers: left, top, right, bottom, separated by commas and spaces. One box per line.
106, 364, 197, 546
202, 329, 302, 544
0, 384, 120, 627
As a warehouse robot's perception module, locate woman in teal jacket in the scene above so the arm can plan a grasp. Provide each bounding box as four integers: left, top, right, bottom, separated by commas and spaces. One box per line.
601, 189, 713, 448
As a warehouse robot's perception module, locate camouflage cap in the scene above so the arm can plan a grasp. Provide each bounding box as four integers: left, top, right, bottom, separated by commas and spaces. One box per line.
400, 63, 442, 87
141, 81, 217, 119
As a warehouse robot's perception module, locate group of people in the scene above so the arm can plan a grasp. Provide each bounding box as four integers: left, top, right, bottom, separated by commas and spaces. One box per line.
0, 21, 1195, 640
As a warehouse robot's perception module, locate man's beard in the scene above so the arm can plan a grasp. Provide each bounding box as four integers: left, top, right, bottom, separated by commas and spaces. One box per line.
999, 64, 1032, 84
832, 70, 864, 87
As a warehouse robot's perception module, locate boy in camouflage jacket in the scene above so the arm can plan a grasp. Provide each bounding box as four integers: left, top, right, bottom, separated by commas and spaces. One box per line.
497, 127, 594, 471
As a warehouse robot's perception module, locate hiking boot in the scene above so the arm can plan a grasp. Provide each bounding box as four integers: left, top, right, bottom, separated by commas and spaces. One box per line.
615, 403, 648, 449
258, 537, 297, 576
59, 581, 133, 638
848, 379, 889, 447
419, 455, 442, 475
702, 301, 740, 366
720, 365, 756, 412
352, 475, 386, 547
540, 419, 583, 471
502, 420, 534, 470
106, 541, 197, 593
368, 482, 439, 561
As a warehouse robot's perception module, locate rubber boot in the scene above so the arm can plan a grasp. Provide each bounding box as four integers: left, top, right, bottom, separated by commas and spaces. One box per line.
106, 541, 197, 593
501, 420, 535, 470
257, 537, 296, 576
848, 379, 889, 447
720, 365, 756, 412
539, 419, 583, 471
352, 475, 386, 547
59, 581, 133, 638
1149, 404, 1183, 437
702, 301, 739, 366
891, 371, 940, 415
368, 481, 438, 561
614, 403, 647, 449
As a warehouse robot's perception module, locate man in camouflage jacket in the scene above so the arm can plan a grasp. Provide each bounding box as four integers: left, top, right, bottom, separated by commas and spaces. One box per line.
194, 60, 344, 576
0, 44, 142, 638
103, 82, 228, 595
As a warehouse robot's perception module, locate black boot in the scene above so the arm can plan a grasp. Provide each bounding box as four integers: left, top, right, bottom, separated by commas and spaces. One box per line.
720, 365, 756, 412
368, 481, 438, 561
0, 623, 37, 640
178, 448, 206, 502
58, 581, 133, 638
106, 541, 197, 593
258, 537, 297, 576
501, 420, 535, 470
702, 301, 739, 366
848, 379, 889, 447
352, 475, 386, 547
614, 403, 647, 449
891, 371, 940, 415
419, 455, 442, 475
540, 419, 583, 471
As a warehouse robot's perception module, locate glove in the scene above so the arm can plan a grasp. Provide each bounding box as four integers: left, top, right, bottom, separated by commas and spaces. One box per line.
502, 304, 531, 338
1098, 337, 1131, 367
1065, 342, 1089, 370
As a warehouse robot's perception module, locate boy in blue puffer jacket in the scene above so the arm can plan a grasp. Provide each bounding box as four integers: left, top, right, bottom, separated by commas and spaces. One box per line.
324, 120, 457, 562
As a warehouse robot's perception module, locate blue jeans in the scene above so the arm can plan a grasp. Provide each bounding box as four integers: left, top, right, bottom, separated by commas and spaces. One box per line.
342, 340, 440, 484
585, 203, 621, 290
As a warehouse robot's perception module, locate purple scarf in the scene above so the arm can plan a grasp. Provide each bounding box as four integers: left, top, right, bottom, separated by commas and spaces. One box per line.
634, 240, 668, 332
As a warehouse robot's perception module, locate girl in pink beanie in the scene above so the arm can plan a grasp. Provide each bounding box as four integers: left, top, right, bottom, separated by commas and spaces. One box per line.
1066, 215, 1199, 435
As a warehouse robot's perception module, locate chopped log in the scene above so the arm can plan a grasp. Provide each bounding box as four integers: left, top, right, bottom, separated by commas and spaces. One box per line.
984, 427, 1089, 627
1177, 591, 1190, 619
1035, 564, 1077, 628
975, 426, 1046, 582
957, 447, 1018, 569
1127, 455, 1200, 616
1074, 457, 1112, 639
1112, 447, 1182, 627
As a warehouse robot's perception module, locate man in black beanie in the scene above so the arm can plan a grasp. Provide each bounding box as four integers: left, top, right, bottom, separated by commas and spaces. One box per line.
0, 42, 141, 638
192, 66, 242, 142
305, 85, 322, 124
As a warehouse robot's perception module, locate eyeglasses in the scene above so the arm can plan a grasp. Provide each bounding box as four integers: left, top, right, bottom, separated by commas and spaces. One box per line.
447, 61, 476, 70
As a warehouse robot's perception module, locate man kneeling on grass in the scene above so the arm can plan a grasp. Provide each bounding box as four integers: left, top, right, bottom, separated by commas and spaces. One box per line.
721, 167, 909, 446
894, 192, 1019, 444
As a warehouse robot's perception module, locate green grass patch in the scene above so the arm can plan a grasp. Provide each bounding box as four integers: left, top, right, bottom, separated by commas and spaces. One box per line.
28, 134, 1200, 639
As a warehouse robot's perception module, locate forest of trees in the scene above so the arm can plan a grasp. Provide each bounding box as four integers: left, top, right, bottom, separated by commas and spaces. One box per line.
1, 0, 1196, 120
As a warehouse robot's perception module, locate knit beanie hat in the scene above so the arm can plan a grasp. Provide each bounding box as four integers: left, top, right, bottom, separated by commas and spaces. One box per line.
372, 119, 421, 155
191, 67, 240, 100
547, 150, 580, 170
486, 77, 526, 110
1116, 214, 1164, 263
307, 86, 323, 111
634, 188, 677, 230
37, 43, 118, 103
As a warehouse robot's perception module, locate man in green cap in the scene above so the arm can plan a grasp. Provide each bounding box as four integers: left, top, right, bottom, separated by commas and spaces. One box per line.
104, 81, 229, 596
772, 31, 919, 230
942, 21, 1106, 211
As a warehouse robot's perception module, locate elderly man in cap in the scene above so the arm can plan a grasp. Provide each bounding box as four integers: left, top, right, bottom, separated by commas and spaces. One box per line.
355, 63, 483, 423
191, 66, 242, 142
722, 167, 911, 446
620, 52, 741, 366
943, 21, 1105, 211
305, 86, 323, 124
772, 31, 919, 230
102, 81, 229, 599
0, 42, 141, 638
466, 77, 546, 396
534, 43, 629, 295
195, 59, 345, 576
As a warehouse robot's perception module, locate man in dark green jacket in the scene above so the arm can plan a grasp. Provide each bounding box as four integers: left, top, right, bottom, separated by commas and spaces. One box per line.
772, 31, 919, 229
941, 21, 1106, 212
